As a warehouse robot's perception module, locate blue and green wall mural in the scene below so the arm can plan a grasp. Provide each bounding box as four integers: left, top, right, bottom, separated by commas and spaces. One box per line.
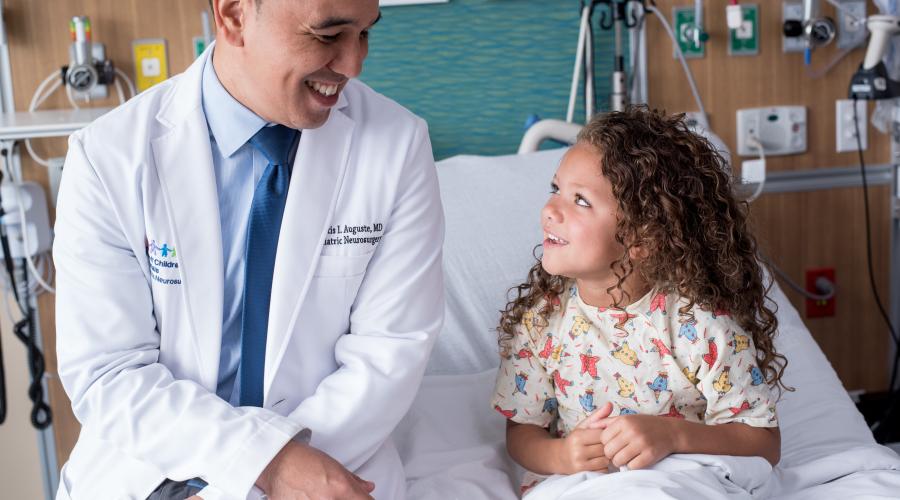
361, 0, 619, 159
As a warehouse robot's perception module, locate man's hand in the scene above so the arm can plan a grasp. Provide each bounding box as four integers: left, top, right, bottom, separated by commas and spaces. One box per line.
553, 402, 614, 474
256, 441, 375, 500
592, 414, 678, 470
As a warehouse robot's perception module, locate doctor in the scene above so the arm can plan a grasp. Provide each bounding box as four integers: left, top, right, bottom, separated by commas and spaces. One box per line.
53, 0, 444, 498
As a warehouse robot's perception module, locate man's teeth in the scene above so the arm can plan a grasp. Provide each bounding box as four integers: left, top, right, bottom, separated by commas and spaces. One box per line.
306, 81, 339, 97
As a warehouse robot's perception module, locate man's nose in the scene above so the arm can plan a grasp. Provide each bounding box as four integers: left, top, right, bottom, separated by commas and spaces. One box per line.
330, 36, 368, 79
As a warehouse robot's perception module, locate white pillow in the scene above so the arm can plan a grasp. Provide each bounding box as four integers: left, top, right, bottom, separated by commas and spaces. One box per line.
433, 148, 566, 375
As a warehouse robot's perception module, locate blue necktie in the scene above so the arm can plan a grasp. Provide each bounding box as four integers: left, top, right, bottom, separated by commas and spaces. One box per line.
239, 124, 299, 407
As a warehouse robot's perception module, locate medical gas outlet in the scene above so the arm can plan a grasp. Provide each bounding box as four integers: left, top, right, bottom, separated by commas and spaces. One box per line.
736, 106, 807, 156
62, 16, 115, 99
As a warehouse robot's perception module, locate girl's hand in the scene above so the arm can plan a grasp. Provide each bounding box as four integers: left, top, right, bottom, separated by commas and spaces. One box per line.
593, 414, 679, 470
554, 402, 614, 474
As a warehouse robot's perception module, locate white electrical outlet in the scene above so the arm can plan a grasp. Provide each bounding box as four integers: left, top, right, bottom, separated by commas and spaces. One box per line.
836, 99, 867, 152
741, 158, 766, 185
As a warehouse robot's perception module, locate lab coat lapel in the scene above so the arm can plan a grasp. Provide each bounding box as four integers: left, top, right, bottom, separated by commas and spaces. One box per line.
264, 102, 354, 396
150, 49, 224, 391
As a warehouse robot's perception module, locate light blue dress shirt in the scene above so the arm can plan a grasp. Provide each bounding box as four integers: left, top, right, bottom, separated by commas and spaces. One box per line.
201, 50, 270, 405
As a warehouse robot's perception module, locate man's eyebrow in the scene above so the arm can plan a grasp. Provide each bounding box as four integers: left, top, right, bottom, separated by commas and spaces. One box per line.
311, 11, 382, 30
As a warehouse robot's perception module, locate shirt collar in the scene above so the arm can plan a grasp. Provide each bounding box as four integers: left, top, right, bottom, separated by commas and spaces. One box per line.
201, 47, 268, 158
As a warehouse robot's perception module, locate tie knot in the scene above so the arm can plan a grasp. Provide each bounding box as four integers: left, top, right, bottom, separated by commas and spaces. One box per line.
249, 124, 299, 166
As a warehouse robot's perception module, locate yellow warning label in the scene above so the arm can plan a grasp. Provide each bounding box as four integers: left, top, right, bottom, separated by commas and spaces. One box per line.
133, 39, 168, 93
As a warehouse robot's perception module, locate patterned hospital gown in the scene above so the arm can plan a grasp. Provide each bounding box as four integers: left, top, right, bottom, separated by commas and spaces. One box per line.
492, 283, 777, 492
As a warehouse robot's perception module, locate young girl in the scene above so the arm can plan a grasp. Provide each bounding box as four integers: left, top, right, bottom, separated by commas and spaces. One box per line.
491, 106, 787, 495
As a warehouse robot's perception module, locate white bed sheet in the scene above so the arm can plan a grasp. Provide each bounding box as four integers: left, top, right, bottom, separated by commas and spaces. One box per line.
393, 148, 900, 499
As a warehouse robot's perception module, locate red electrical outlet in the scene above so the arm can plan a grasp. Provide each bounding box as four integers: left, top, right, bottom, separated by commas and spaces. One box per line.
805, 268, 835, 318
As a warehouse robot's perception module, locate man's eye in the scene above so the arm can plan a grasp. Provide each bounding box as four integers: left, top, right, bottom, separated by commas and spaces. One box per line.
550, 183, 559, 194
318, 34, 339, 42
575, 194, 591, 207
361, 30, 370, 39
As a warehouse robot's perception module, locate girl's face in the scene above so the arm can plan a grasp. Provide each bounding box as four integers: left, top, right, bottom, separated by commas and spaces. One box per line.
541, 143, 624, 288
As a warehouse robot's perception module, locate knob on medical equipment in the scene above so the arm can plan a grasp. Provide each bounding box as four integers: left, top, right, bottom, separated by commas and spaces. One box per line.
801, 0, 836, 48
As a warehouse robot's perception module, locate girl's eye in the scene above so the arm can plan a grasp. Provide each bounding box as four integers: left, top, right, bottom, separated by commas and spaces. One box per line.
575, 194, 591, 207
550, 182, 559, 194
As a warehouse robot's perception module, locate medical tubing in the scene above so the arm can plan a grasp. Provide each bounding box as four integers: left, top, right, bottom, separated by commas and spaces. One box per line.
853, 99, 900, 391
585, 1, 596, 120
804, 36, 867, 79
65, 83, 82, 109
11, 258, 50, 429
0, 171, 49, 429
763, 255, 836, 301
0, 325, 6, 425
568, 4, 591, 123
0, 164, 27, 317
646, 5, 707, 119
114, 67, 136, 98
627, 4, 647, 103
825, 0, 864, 23
24, 139, 50, 168
0, 166, 13, 428
25, 71, 63, 168
29, 71, 60, 111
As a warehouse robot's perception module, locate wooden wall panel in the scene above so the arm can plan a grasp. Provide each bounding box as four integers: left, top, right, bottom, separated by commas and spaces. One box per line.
4, 0, 208, 470
647, 1, 892, 392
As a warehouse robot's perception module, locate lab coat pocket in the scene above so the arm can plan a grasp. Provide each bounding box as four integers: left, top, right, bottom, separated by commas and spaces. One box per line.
308, 253, 372, 326
314, 252, 372, 278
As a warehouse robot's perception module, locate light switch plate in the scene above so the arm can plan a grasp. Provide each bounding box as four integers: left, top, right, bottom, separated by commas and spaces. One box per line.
741, 158, 766, 184
836, 99, 867, 152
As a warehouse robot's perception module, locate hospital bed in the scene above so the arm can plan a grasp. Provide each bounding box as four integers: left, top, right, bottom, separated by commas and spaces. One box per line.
390, 146, 900, 498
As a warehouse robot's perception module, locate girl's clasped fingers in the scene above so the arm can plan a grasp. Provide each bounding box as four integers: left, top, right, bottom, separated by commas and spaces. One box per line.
602, 434, 629, 461
610, 443, 642, 468
575, 402, 614, 430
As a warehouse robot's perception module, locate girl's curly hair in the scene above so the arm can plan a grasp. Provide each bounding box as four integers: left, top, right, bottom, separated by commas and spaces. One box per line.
498, 106, 788, 392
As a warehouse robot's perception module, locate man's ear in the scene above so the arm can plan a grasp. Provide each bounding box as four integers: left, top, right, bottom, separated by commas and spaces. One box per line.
212, 0, 246, 47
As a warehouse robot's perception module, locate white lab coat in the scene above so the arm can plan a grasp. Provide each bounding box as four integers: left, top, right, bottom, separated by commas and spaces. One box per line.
53, 47, 444, 500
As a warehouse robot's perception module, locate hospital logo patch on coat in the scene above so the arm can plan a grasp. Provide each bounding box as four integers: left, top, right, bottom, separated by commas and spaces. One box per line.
146, 237, 181, 285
